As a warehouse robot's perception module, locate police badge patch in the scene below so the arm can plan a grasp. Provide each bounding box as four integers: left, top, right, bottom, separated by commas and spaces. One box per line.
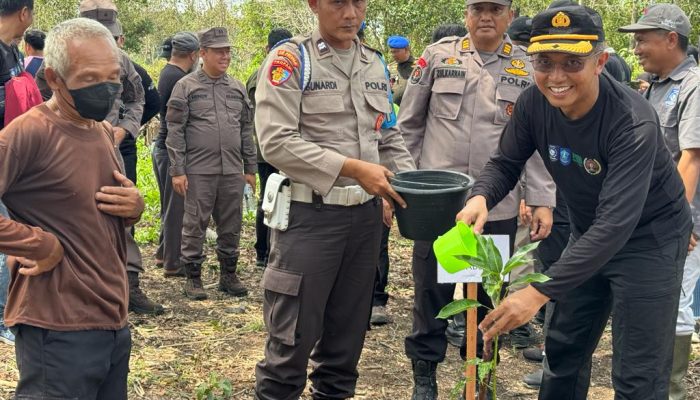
277, 50, 300, 68
410, 67, 423, 84
270, 60, 292, 86
441, 57, 462, 66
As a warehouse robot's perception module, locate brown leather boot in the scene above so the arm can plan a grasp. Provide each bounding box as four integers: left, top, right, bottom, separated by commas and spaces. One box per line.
128, 272, 164, 315
183, 263, 207, 300
218, 258, 247, 297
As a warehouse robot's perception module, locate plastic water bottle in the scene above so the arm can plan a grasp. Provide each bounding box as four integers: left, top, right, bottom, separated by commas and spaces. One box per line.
243, 183, 255, 216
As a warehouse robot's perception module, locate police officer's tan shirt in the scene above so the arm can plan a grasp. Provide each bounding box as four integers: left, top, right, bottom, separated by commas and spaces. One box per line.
255, 30, 415, 196
166, 69, 257, 177
399, 35, 555, 220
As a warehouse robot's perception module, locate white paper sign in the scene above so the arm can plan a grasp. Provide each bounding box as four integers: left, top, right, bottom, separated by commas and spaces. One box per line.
437, 235, 510, 283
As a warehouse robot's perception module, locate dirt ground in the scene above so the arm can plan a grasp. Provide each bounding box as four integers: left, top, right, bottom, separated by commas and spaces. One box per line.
1, 221, 699, 399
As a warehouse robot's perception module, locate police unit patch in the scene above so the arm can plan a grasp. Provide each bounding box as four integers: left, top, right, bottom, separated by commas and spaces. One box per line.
269, 60, 293, 86
417, 57, 427, 69
441, 57, 462, 66
410, 67, 423, 84
548, 145, 559, 162
277, 50, 300, 68
272, 58, 295, 72
505, 103, 514, 117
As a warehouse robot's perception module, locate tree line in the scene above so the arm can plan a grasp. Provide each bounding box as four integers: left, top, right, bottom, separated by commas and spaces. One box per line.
31, 0, 700, 81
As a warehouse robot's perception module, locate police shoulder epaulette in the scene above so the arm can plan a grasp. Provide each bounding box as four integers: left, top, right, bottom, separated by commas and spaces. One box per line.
361, 43, 384, 58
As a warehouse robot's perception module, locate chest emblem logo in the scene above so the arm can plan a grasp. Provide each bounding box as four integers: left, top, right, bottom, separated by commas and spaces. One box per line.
548, 145, 559, 162
584, 158, 602, 175
665, 87, 680, 108
560, 147, 572, 166
552, 12, 571, 28
505, 58, 529, 76
511, 59, 525, 69
441, 57, 462, 66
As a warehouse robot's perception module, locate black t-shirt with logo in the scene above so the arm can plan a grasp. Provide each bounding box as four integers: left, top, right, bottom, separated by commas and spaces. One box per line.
471, 73, 691, 300
0, 40, 24, 128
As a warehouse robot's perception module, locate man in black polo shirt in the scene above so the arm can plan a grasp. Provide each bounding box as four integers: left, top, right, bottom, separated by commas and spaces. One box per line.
152, 31, 199, 277
458, 5, 691, 399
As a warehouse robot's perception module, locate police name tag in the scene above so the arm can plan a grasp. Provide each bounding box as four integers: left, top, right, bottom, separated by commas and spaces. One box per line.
437, 235, 510, 283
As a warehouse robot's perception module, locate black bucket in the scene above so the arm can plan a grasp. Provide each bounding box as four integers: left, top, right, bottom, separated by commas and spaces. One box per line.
391, 170, 474, 241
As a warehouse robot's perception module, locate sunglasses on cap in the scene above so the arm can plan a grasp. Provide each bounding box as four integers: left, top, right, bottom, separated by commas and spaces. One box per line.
531, 52, 601, 73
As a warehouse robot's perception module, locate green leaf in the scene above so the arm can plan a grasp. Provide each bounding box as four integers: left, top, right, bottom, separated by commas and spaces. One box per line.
477, 359, 494, 384
436, 299, 482, 319
475, 235, 502, 275
490, 237, 504, 274
503, 242, 540, 275
509, 273, 551, 288
501, 258, 536, 276
511, 241, 541, 259
484, 280, 502, 306
454, 254, 488, 270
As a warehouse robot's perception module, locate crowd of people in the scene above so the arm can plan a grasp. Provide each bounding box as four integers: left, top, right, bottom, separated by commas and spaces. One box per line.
0, 0, 698, 399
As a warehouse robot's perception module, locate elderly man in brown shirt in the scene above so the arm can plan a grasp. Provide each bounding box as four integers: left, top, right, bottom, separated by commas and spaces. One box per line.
0, 18, 144, 399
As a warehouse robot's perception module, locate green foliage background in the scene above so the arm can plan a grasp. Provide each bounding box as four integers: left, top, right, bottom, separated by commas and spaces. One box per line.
29, 0, 700, 244
29, 0, 700, 82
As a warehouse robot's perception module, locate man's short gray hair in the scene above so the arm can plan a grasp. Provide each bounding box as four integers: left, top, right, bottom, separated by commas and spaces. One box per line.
44, 17, 118, 78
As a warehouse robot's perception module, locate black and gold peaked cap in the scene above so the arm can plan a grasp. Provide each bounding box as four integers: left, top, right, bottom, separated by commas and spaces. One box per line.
527, 5, 605, 56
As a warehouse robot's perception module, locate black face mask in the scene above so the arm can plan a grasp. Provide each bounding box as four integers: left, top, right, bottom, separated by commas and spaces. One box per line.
67, 81, 121, 122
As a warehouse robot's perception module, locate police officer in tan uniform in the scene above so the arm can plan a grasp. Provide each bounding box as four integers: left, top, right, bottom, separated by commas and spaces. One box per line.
398, 0, 555, 397
253, 0, 415, 398
166, 27, 257, 300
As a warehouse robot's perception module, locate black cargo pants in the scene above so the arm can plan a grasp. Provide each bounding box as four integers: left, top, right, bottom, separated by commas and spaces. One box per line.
540, 235, 688, 400
255, 198, 382, 400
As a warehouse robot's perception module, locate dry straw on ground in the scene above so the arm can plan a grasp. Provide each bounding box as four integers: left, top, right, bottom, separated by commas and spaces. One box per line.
0, 221, 698, 399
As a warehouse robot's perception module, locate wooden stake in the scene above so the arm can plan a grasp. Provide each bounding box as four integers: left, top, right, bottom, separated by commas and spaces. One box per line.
464, 282, 478, 400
